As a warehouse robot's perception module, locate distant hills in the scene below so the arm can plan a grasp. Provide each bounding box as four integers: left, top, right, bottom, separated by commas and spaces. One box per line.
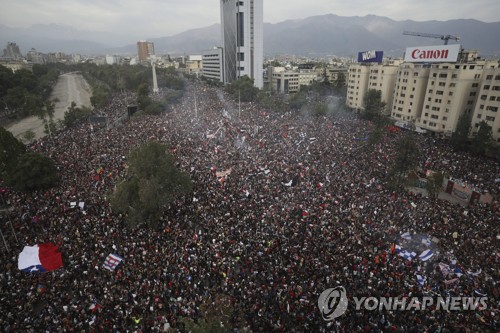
1, 14, 500, 58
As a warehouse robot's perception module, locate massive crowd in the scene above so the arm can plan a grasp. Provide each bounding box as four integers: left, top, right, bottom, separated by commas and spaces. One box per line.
0, 80, 498, 332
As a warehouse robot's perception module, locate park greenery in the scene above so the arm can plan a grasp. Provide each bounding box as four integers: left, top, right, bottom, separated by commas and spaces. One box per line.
63, 101, 93, 127
388, 134, 420, 190
225, 75, 259, 102
110, 141, 192, 229
0, 64, 59, 119
450, 113, 471, 151
0, 127, 58, 191
362, 89, 386, 121
426, 171, 445, 200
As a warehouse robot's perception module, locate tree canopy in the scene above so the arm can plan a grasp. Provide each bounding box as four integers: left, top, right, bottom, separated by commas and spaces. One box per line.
0, 64, 59, 119
7, 152, 58, 192
0, 127, 26, 178
63, 101, 93, 127
472, 120, 493, 155
225, 76, 259, 103
450, 112, 471, 151
388, 134, 420, 190
363, 89, 386, 121
110, 141, 192, 228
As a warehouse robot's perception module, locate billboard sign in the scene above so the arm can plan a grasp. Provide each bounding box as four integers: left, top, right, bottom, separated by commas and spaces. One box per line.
358, 50, 384, 63
404, 44, 461, 63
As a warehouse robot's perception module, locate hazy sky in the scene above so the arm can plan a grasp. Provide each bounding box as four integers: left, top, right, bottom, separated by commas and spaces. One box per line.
1, 0, 499, 38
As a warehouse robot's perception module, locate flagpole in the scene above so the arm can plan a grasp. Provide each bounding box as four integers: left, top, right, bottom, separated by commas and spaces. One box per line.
0, 230, 8, 252
194, 83, 198, 119
8, 219, 17, 242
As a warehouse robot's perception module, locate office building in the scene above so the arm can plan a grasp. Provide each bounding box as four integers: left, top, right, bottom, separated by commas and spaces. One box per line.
137, 40, 155, 63
269, 66, 318, 94
220, 0, 263, 88
202, 47, 224, 82
26, 48, 45, 64
2, 42, 23, 60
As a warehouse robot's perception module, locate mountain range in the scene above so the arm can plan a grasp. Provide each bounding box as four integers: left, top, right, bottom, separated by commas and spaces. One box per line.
2, 14, 500, 58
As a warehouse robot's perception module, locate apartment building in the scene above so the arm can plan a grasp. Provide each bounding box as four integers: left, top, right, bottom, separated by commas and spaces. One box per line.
391, 63, 432, 122
416, 62, 484, 134
471, 63, 500, 142
368, 60, 402, 114
346, 64, 370, 109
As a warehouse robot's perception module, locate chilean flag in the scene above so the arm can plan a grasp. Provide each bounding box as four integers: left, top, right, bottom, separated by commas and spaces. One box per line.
18, 243, 63, 273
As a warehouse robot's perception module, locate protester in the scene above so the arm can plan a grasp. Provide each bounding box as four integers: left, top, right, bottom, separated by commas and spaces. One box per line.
0, 82, 498, 332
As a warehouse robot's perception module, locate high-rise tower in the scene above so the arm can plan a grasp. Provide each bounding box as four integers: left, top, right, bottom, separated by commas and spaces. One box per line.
137, 40, 155, 63
220, 0, 263, 88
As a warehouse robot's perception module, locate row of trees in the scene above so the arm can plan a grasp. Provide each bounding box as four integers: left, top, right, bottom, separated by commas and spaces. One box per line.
451, 113, 493, 155
0, 64, 59, 119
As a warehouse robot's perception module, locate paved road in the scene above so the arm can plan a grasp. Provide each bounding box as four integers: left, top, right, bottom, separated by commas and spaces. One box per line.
5, 72, 92, 140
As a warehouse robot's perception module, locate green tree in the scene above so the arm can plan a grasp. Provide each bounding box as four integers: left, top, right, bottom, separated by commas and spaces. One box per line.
312, 101, 328, 116
322, 65, 330, 86
144, 101, 163, 115
363, 89, 386, 121
334, 72, 346, 90
110, 141, 192, 228
471, 120, 493, 155
7, 152, 58, 191
368, 126, 384, 147
426, 171, 444, 200
137, 83, 151, 111
450, 113, 471, 151
0, 127, 26, 178
225, 76, 259, 102
21, 130, 36, 143
288, 91, 307, 110
388, 135, 420, 190
63, 102, 92, 127
90, 85, 111, 108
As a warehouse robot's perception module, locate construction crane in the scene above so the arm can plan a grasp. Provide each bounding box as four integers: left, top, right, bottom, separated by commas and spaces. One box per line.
403, 31, 460, 45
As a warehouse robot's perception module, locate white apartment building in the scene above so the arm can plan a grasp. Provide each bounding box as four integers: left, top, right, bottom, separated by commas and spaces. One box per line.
220, 0, 263, 88
369, 60, 402, 114
471, 63, 500, 142
391, 63, 431, 122
347, 60, 402, 112
416, 62, 484, 134
346, 64, 370, 110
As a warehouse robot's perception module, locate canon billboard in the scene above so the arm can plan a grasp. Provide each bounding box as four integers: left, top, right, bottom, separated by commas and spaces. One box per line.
357, 50, 384, 63
404, 44, 461, 63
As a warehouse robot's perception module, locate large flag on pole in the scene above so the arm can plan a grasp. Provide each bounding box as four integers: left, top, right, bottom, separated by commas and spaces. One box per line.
103, 253, 124, 271
18, 243, 63, 272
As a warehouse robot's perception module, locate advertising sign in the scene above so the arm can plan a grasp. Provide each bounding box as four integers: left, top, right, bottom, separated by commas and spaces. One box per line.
358, 50, 384, 63
404, 44, 461, 63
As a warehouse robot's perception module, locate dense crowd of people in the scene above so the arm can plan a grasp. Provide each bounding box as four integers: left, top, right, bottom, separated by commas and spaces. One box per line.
0, 80, 498, 332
